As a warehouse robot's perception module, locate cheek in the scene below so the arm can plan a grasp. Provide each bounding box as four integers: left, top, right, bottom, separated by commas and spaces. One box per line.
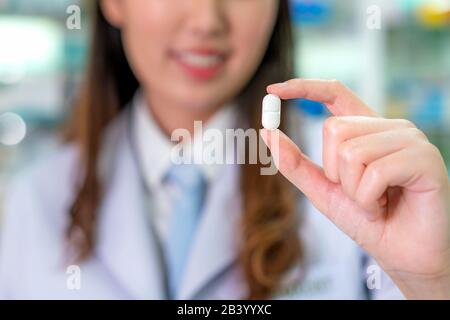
227, 9, 277, 84
120, 2, 175, 87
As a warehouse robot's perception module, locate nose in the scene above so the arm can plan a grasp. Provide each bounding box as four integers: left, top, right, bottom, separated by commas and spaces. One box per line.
185, 0, 228, 38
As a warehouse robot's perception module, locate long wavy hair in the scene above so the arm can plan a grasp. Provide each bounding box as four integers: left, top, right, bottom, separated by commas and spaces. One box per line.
65, 0, 302, 300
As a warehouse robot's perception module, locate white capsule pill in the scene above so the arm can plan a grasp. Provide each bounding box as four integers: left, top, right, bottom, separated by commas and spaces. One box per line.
262, 94, 281, 130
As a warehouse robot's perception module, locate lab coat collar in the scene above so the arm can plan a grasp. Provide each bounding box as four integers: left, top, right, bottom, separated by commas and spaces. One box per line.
132, 91, 238, 188
132, 92, 173, 190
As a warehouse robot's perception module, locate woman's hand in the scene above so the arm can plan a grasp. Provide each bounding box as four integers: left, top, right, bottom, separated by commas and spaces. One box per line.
260, 79, 450, 299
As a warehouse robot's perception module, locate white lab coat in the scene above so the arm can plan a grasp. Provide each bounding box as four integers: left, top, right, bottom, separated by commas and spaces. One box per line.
0, 108, 403, 300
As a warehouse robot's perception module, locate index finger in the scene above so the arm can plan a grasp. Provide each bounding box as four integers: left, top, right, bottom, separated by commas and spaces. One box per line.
267, 79, 377, 117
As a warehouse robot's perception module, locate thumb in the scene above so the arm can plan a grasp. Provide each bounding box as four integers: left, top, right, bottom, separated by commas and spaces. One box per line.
260, 129, 338, 217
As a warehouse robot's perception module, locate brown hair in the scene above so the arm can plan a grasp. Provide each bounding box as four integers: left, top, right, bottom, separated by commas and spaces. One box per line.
66, 0, 302, 300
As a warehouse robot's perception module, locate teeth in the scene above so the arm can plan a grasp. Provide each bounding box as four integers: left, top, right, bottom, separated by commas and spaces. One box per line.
179, 53, 223, 68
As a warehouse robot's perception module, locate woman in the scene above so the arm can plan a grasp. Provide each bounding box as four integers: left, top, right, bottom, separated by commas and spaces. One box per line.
1, 0, 449, 300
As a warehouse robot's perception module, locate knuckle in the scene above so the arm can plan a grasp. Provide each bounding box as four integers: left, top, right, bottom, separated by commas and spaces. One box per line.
406, 127, 429, 142
286, 78, 298, 86
329, 79, 341, 87
424, 142, 443, 162
323, 117, 342, 139
329, 79, 344, 93
366, 163, 384, 187
338, 142, 360, 165
415, 143, 448, 186
398, 119, 416, 129
428, 143, 442, 156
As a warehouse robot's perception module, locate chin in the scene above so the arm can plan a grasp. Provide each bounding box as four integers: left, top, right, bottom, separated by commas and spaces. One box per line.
175, 90, 230, 111
184, 100, 223, 113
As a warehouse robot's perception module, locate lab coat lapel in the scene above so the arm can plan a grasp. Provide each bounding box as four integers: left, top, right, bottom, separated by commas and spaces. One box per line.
179, 164, 242, 299
96, 111, 166, 299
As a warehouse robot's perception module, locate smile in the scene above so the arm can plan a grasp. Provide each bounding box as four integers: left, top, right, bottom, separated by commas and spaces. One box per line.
170, 49, 229, 81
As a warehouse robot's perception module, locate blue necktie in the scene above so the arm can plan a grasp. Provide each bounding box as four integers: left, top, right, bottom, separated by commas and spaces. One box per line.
164, 164, 206, 299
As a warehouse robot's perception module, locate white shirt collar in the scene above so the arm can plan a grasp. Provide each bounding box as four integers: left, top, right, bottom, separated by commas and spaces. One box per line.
132, 91, 237, 189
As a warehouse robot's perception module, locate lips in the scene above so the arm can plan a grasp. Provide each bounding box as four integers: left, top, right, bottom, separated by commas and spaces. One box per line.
178, 52, 223, 68
170, 48, 229, 81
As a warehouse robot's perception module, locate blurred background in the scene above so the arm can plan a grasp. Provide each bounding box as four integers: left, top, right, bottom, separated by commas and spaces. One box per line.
0, 0, 449, 219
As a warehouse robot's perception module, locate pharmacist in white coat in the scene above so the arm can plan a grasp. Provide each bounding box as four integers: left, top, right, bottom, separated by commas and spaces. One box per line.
1, 86, 450, 299
1, 0, 450, 300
